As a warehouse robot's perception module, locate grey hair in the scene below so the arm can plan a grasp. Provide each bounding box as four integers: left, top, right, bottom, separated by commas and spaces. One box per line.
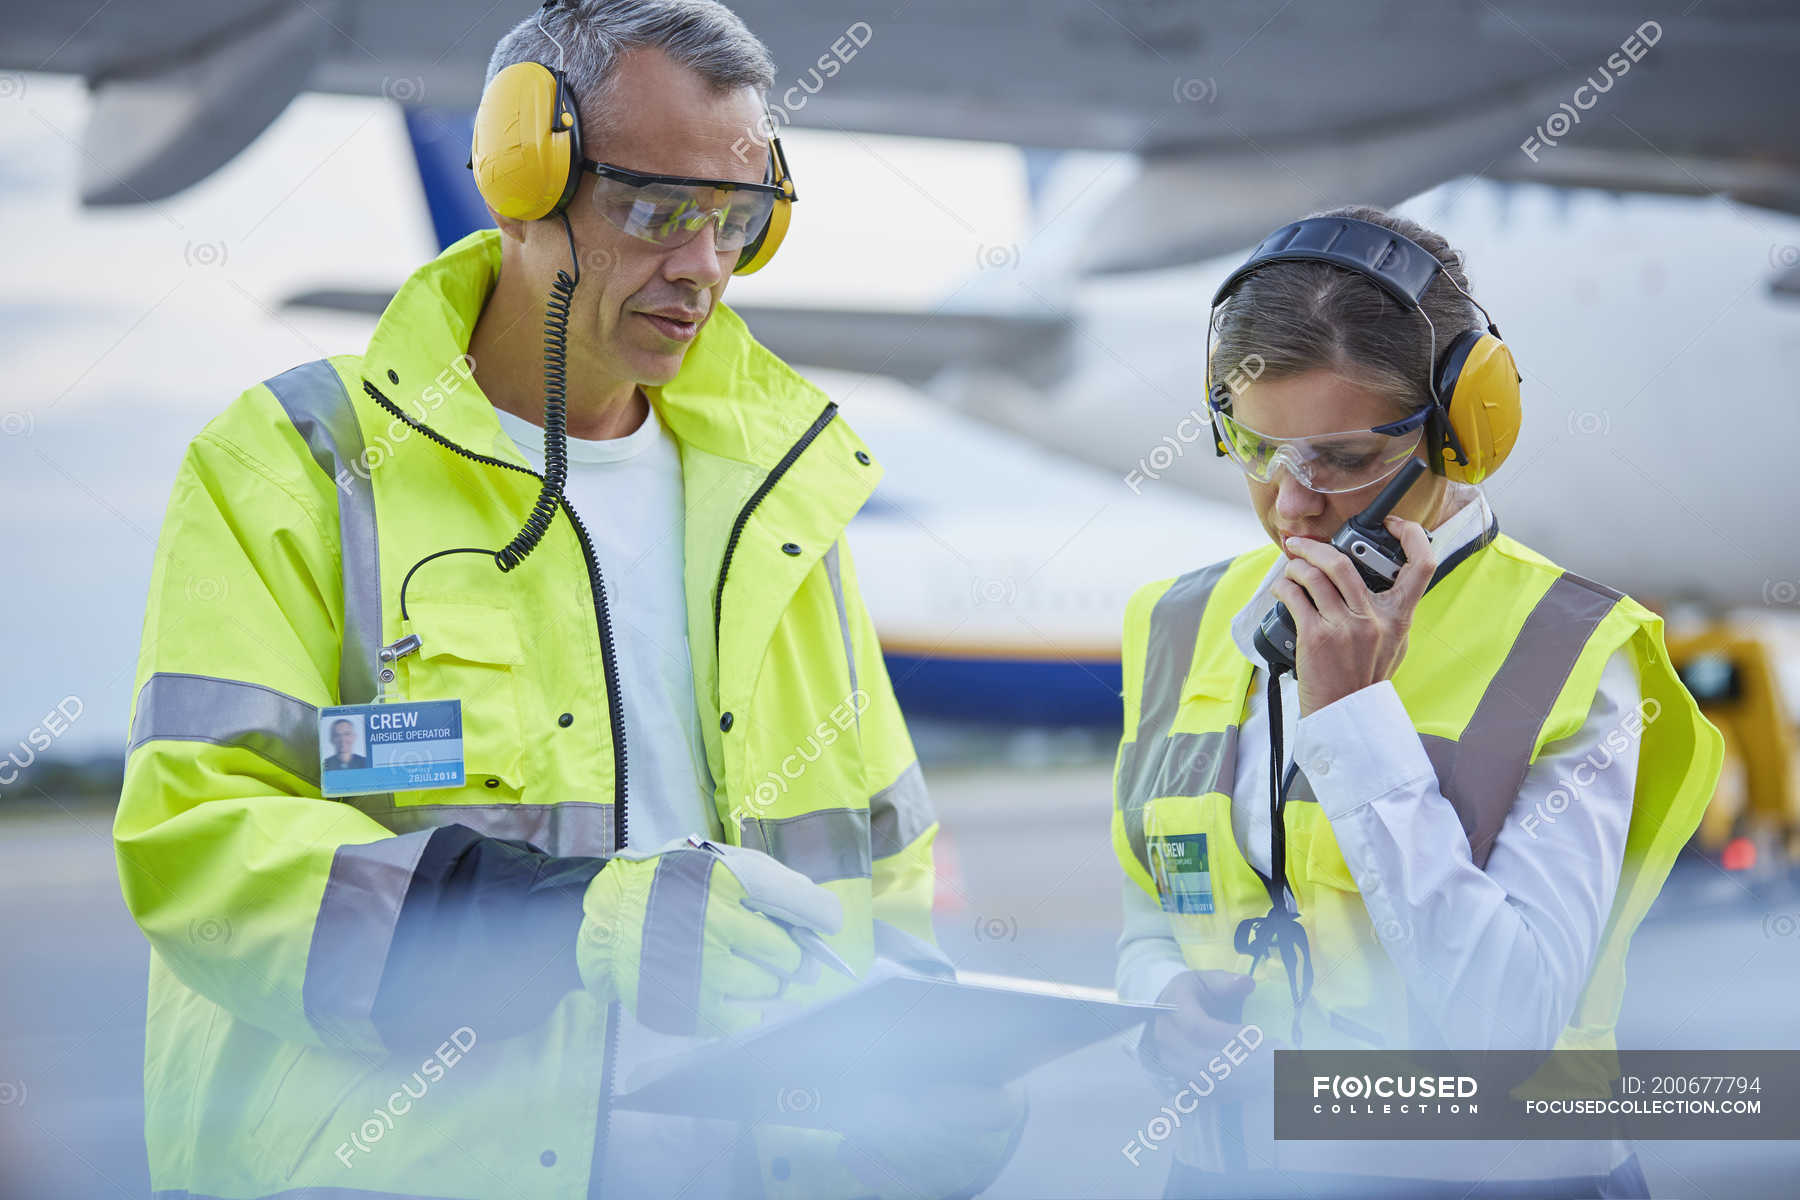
1212, 204, 1481, 419
486, 0, 775, 137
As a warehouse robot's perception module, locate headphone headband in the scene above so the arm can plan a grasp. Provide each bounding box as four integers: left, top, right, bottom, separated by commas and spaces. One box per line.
1205, 215, 1522, 485
1212, 217, 1445, 310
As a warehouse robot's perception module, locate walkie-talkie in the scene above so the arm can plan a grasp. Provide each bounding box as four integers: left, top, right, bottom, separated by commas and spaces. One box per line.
1253, 459, 1429, 673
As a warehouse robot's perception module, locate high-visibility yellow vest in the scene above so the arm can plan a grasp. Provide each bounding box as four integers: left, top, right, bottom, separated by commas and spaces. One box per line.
117, 230, 937, 1199
1113, 532, 1722, 1068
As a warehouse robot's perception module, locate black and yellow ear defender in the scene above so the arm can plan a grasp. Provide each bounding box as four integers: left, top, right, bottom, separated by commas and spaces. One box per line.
468, 38, 797, 274
471, 59, 584, 223
731, 132, 795, 275
1206, 216, 1522, 484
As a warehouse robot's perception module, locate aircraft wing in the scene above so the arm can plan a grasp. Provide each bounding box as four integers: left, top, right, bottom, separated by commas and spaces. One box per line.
7, 0, 1796, 262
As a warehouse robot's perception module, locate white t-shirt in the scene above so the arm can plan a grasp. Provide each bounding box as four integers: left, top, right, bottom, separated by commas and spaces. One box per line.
493, 400, 720, 851
495, 400, 739, 1197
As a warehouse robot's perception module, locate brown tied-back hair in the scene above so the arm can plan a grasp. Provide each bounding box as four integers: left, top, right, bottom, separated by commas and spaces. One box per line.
1212, 204, 1480, 422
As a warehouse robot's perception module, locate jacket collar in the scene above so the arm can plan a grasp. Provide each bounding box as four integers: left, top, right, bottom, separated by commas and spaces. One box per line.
363, 227, 849, 474
361, 228, 847, 475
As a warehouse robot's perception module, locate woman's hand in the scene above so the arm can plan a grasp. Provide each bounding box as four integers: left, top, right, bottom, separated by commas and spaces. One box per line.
1271, 516, 1436, 716
1142, 970, 1279, 1100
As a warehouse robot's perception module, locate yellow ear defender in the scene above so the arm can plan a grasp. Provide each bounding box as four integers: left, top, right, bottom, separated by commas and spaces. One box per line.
730, 133, 794, 275
1207, 216, 1522, 484
468, 46, 796, 275
471, 60, 583, 222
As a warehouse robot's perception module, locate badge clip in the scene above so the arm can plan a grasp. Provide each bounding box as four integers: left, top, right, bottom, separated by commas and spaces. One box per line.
376, 634, 422, 703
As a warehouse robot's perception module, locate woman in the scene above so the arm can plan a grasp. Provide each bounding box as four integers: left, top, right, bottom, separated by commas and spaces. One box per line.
1110, 206, 1722, 1198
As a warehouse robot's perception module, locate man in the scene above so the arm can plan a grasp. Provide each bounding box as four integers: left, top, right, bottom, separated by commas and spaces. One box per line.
115, 2, 1020, 1196
322, 718, 368, 772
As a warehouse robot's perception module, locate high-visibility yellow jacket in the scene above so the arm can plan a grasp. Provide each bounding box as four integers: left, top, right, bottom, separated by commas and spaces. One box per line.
116, 229, 938, 1199
1112, 532, 1722, 1145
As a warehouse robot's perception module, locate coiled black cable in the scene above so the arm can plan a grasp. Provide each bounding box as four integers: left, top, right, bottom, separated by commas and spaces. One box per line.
496, 211, 580, 571
389, 212, 582, 616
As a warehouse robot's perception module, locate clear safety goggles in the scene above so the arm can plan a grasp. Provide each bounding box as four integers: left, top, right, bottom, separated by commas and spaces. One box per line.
582, 158, 786, 253
1210, 393, 1432, 494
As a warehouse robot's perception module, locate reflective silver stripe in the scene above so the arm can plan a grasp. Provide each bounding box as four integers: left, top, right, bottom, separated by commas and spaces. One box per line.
868, 760, 934, 860
822, 543, 859, 728
1144, 729, 1235, 804
740, 807, 873, 883
264, 360, 383, 706
1428, 572, 1621, 870
349, 801, 615, 858
637, 849, 714, 1035
128, 672, 321, 787
1116, 561, 1232, 872
302, 829, 432, 1049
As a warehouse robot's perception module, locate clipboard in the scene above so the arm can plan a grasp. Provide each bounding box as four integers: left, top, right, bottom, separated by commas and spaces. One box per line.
614, 968, 1167, 1129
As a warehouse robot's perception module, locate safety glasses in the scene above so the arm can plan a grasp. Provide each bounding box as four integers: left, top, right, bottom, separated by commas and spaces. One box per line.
582, 159, 786, 253
1210, 392, 1431, 494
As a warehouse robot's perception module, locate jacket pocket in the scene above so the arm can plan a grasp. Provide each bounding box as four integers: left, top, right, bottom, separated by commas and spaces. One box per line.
1142, 791, 1264, 963
397, 600, 527, 797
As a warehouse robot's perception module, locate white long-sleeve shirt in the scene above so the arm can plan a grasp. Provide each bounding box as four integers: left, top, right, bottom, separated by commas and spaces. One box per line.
1116, 485, 1640, 1179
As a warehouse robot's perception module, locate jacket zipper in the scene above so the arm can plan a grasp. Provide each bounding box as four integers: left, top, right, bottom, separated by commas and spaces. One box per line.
711, 402, 839, 652
362, 381, 627, 1192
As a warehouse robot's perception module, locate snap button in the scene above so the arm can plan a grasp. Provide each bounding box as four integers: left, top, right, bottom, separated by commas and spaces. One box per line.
854, 450, 871, 465
386, 368, 399, 385
781, 542, 801, 556
558, 712, 574, 728
539, 1150, 556, 1167
484, 777, 500, 789
720, 712, 734, 732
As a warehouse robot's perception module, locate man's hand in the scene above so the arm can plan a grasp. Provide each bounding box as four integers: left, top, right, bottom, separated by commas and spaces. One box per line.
1272, 516, 1436, 716
1142, 970, 1280, 1101
833, 1081, 1028, 1199
576, 841, 841, 1037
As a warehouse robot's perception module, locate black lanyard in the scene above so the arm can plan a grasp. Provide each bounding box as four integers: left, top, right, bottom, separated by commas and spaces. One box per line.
1233, 662, 1315, 1049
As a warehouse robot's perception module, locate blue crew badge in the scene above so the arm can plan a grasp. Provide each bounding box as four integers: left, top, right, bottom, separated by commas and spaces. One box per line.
1148, 832, 1214, 914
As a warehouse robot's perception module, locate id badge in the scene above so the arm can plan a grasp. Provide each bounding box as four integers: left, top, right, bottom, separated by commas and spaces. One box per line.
318, 699, 465, 797
1148, 831, 1214, 914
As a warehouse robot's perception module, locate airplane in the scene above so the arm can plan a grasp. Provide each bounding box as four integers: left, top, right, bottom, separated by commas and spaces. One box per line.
8, 0, 1798, 867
